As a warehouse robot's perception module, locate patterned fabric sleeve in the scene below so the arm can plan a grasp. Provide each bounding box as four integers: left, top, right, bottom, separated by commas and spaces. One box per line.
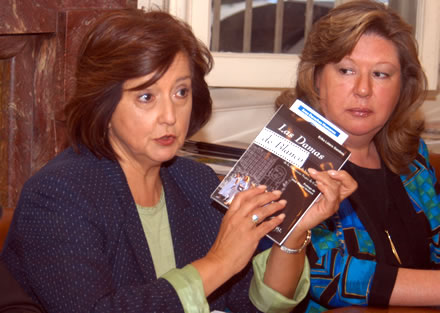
308, 220, 378, 308
406, 140, 440, 265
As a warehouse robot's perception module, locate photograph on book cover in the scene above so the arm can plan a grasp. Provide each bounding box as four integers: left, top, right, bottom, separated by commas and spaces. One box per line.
211, 100, 351, 245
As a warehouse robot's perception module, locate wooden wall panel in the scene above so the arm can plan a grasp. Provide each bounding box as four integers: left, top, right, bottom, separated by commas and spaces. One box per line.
6, 37, 36, 208
0, 0, 134, 211
0, 59, 12, 209
0, 1, 57, 34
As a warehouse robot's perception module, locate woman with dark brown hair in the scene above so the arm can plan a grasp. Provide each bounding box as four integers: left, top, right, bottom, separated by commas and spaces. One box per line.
0, 8, 356, 313
276, 0, 440, 311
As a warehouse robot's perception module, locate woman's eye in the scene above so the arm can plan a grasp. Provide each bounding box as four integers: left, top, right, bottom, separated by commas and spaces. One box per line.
176, 88, 190, 98
139, 93, 153, 102
339, 68, 354, 75
373, 71, 389, 78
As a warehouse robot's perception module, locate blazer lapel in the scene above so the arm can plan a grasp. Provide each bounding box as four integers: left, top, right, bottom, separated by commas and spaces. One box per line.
160, 166, 199, 268
104, 155, 205, 280
104, 158, 157, 282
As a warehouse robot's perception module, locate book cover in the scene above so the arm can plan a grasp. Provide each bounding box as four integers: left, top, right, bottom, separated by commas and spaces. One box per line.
210, 100, 351, 245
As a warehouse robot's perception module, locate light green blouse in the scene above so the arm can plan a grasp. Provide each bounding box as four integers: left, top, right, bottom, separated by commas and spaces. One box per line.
137, 189, 175, 277
136, 190, 310, 313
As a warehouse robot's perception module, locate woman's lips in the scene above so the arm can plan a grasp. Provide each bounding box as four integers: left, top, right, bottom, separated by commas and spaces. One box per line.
156, 135, 176, 146
347, 108, 372, 117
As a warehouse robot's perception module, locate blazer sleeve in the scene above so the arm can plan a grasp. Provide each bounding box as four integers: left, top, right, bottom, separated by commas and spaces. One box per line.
2, 172, 186, 313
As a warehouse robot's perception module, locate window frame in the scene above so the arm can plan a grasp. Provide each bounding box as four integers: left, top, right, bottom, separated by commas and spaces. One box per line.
140, 0, 439, 90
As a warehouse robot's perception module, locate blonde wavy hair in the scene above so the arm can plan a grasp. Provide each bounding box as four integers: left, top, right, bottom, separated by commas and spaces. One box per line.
276, 0, 427, 174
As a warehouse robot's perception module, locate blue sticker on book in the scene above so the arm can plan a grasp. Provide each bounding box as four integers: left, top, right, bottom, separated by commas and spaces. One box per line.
290, 100, 348, 144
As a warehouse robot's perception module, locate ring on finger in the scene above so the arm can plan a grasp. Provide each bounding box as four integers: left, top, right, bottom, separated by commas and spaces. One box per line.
251, 214, 259, 224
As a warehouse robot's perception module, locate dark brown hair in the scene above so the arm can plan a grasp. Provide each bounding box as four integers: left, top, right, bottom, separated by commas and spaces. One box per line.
276, 0, 427, 174
64, 9, 213, 160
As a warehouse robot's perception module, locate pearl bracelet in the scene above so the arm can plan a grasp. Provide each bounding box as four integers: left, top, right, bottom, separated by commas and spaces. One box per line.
280, 230, 312, 254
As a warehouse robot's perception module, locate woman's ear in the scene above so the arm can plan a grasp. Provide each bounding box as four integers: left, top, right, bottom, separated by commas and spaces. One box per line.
315, 71, 321, 91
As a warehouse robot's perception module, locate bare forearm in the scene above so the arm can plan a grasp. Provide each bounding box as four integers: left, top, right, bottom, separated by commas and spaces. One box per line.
389, 268, 440, 306
263, 231, 308, 298
192, 256, 234, 297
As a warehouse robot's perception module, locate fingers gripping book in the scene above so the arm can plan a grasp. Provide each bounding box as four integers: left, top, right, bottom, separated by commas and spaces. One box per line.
211, 100, 351, 245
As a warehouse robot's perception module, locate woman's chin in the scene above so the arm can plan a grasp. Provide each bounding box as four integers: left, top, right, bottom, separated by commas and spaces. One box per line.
154, 151, 180, 164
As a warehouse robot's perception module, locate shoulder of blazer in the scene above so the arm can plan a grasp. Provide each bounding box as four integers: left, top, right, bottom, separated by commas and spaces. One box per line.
29, 146, 122, 184
20, 146, 131, 212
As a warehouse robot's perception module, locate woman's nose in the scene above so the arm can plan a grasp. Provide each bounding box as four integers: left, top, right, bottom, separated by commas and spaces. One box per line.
355, 73, 372, 98
159, 98, 177, 125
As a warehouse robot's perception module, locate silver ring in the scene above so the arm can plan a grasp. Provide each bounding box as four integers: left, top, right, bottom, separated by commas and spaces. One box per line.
251, 214, 259, 224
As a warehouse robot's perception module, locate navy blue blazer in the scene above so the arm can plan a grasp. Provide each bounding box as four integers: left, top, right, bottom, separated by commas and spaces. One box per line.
1, 146, 257, 312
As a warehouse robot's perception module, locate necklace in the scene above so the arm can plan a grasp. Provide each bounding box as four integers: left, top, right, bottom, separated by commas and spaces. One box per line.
347, 161, 402, 265
380, 165, 402, 265
385, 229, 401, 264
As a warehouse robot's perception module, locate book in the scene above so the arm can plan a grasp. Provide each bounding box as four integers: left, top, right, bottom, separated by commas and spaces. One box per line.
210, 99, 351, 245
